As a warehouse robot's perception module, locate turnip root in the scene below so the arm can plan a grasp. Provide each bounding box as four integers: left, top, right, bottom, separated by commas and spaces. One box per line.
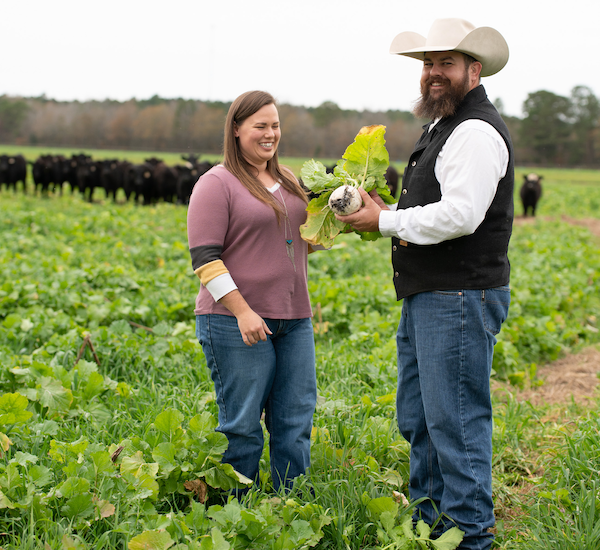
328, 185, 362, 215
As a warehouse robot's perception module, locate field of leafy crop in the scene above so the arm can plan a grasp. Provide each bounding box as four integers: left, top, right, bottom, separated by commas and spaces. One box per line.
1, 163, 600, 549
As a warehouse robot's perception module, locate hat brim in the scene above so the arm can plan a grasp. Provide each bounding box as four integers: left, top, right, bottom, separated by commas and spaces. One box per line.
390, 26, 509, 77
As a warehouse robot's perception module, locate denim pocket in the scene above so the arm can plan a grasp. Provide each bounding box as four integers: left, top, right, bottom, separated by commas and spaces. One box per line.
482, 286, 511, 335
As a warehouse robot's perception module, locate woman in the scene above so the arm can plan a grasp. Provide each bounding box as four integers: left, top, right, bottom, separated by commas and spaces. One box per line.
187, 90, 317, 493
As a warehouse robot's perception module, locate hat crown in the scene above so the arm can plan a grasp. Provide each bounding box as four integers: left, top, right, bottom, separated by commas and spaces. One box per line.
427, 18, 476, 49
389, 18, 509, 77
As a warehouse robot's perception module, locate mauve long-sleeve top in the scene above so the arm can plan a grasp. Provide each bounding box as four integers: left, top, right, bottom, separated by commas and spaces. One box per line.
187, 165, 313, 320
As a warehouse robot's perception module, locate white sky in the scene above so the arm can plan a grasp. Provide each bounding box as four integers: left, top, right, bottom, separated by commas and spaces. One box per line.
2, 0, 599, 118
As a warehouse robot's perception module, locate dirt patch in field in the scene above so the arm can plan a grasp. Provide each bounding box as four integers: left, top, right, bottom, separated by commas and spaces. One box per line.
494, 346, 600, 406
560, 216, 600, 239
513, 214, 600, 240
505, 215, 600, 406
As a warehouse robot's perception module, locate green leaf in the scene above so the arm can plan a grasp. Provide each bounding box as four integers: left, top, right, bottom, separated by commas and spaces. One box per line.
416, 519, 431, 538
28, 465, 54, 488
299, 124, 391, 247
128, 529, 175, 550
39, 376, 72, 412
0, 392, 33, 425
57, 476, 91, 498
152, 321, 172, 337
188, 412, 217, 436
12, 451, 38, 466
299, 191, 347, 247
285, 519, 314, 543
61, 493, 95, 520
300, 160, 339, 193
120, 451, 159, 480
90, 450, 115, 477
0, 490, 16, 509
110, 319, 133, 335
342, 125, 389, 190
202, 463, 252, 490
208, 500, 243, 527
199, 528, 230, 550
366, 496, 399, 520
430, 526, 464, 550
82, 371, 106, 400
154, 408, 184, 439
152, 442, 178, 474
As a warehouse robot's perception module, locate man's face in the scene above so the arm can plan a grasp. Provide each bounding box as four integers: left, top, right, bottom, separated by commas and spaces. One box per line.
413, 51, 480, 120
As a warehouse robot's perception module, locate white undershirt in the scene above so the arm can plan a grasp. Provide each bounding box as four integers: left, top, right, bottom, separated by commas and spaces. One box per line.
378, 119, 509, 245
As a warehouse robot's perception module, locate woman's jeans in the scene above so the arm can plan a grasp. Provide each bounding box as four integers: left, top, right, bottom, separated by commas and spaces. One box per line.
196, 314, 316, 492
396, 287, 510, 550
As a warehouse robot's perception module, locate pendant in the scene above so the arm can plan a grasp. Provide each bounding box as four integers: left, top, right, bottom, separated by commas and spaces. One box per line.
285, 239, 296, 271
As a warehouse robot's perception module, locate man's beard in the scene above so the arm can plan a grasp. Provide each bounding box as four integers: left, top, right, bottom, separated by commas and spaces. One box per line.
412, 71, 471, 120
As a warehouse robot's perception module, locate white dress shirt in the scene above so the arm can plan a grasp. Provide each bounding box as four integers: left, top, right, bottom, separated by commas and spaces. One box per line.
378, 119, 509, 245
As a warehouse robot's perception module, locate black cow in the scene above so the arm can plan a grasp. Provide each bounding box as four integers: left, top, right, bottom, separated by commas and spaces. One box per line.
0, 154, 27, 193
30, 155, 56, 196
76, 159, 103, 202
153, 161, 179, 203
520, 173, 543, 217
128, 162, 155, 204
62, 154, 91, 195
175, 158, 212, 204
99, 159, 127, 202
385, 165, 401, 198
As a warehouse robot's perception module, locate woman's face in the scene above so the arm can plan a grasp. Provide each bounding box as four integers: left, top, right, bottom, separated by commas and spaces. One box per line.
234, 103, 280, 170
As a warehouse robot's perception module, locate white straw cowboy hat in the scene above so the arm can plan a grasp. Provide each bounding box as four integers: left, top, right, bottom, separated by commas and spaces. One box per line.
389, 18, 509, 77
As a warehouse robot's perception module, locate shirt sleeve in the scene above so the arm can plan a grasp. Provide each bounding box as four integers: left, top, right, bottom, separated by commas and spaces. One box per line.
187, 170, 238, 301
379, 119, 509, 245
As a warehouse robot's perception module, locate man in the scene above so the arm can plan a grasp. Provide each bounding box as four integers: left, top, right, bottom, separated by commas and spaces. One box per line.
337, 18, 513, 550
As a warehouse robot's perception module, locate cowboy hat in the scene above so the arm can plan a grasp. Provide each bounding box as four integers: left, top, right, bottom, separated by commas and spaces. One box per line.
389, 18, 509, 77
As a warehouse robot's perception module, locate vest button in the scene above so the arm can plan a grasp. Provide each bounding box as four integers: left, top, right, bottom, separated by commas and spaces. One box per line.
393, 245, 397, 251
394, 272, 399, 277
411, 161, 416, 166
402, 188, 407, 194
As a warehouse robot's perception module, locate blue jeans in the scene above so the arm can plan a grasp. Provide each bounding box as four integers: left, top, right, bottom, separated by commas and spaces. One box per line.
396, 287, 510, 550
196, 314, 316, 492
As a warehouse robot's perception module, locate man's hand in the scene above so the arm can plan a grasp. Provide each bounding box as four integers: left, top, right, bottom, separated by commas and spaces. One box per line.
335, 188, 384, 232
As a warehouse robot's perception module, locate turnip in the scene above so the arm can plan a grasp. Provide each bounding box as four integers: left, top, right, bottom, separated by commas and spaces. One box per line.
328, 185, 362, 215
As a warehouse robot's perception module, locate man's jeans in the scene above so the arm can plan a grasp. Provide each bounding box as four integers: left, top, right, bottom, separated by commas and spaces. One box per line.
396, 287, 510, 550
196, 314, 316, 492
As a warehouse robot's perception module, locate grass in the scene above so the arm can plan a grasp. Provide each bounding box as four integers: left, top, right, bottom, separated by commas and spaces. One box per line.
0, 152, 600, 548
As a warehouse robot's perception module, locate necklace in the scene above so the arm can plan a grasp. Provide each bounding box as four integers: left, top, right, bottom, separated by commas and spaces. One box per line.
277, 188, 296, 272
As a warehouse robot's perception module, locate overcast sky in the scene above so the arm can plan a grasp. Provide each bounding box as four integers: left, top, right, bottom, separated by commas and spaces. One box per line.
2, 0, 599, 118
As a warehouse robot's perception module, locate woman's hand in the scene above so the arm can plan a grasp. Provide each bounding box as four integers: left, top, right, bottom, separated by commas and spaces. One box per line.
218, 289, 273, 346
236, 309, 272, 346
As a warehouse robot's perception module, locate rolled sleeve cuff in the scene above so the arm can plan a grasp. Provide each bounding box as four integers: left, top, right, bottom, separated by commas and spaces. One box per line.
205, 273, 238, 302
379, 209, 399, 238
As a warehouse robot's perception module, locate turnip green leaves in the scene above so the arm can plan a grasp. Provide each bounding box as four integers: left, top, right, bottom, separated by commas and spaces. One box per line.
300, 125, 395, 247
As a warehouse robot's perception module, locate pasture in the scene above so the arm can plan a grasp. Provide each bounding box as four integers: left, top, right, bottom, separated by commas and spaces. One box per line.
0, 146, 600, 549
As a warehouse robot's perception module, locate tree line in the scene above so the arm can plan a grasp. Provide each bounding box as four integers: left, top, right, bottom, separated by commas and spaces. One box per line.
0, 85, 598, 167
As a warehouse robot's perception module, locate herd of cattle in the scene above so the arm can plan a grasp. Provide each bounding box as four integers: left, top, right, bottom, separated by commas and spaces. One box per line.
0, 152, 213, 205
0, 152, 541, 215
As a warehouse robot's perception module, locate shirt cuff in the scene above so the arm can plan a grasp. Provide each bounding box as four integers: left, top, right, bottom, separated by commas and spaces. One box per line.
205, 273, 238, 302
379, 209, 399, 238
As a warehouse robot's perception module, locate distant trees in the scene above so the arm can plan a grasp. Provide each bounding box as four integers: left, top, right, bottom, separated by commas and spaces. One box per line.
1, 86, 600, 167
519, 85, 600, 167
0, 96, 29, 143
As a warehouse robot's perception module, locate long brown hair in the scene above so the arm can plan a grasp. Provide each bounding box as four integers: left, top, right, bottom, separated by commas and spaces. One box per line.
223, 91, 308, 220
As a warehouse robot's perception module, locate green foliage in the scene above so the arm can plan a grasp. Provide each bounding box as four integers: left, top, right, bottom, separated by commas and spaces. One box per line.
300, 125, 393, 246
0, 171, 599, 548
0, 96, 29, 140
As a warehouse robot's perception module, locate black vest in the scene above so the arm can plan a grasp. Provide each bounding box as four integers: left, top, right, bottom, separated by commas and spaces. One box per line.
392, 85, 514, 300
